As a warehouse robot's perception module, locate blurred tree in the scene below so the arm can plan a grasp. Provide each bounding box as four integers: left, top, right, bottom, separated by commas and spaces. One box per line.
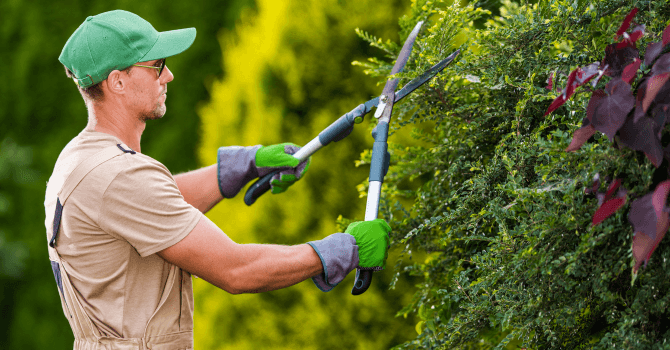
0, 0, 252, 348
195, 0, 427, 349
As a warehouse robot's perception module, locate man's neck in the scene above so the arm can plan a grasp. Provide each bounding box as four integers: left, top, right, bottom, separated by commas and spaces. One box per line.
86, 103, 145, 153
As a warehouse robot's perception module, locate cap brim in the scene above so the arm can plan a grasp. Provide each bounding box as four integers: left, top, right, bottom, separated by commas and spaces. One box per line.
140, 27, 196, 62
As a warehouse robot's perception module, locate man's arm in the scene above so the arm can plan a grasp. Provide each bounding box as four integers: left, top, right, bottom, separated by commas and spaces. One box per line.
157, 215, 323, 294
175, 145, 311, 213
174, 164, 222, 213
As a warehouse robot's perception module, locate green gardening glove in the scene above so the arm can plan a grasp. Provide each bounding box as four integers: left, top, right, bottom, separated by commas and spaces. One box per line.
345, 219, 391, 270
255, 143, 311, 194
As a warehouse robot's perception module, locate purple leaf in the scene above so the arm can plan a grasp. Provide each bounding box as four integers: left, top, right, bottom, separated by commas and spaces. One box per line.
604, 178, 623, 203
651, 53, 670, 75
664, 142, 670, 164
652, 104, 668, 139
663, 23, 670, 47
644, 42, 663, 67
592, 79, 635, 141
629, 180, 670, 273
587, 90, 607, 122
651, 77, 670, 106
617, 25, 646, 49
616, 36, 639, 50
544, 94, 568, 116
643, 73, 670, 112
622, 58, 641, 84
594, 198, 627, 226
634, 78, 648, 122
546, 72, 554, 90
544, 65, 601, 116
564, 68, 580, 99
566, 124, 596, 152
593, 179, 627, 226
616, 8, 639, 37
591, 66, 607, 88
629, 25, 645, 43
575, 63, 600, 87
602, 43, 639, 78
630, 193, 656, 240
619, 116, 663, 167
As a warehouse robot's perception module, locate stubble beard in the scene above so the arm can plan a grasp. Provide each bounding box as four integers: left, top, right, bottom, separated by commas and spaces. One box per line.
139, 101, 167, 122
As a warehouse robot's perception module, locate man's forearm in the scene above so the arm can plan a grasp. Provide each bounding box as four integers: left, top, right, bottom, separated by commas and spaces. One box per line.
231, 243, 323, 294
174, 164, 223, 213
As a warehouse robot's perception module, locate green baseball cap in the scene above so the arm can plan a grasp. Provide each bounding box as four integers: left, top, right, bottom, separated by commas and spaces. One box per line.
59, 10, 196, 88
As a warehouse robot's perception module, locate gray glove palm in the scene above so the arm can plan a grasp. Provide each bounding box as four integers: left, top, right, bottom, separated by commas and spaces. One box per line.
307, 220, 391, 292
217, 143, 310, 198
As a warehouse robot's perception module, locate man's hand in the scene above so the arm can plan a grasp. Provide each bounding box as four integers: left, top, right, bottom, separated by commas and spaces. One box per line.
255, 143, 311, 194
344, 219, 391, 270
306, 219, 391, 292
216, 143, 311, 199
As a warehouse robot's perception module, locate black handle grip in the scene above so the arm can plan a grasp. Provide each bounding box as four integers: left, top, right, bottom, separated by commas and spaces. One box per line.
244, 170, 281, 206
351, 269, 373, 295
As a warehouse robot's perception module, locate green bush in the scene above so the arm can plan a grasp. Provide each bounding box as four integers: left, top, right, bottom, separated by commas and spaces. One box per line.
349, 0, 670, 348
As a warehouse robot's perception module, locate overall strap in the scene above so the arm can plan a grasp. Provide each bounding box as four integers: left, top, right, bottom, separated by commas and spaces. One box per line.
60, 143, 135, 204
48, 143, 136, 344
50, 144, 134, 248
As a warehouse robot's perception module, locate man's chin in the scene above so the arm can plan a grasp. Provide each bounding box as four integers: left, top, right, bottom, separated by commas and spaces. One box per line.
140, 108, 166, 122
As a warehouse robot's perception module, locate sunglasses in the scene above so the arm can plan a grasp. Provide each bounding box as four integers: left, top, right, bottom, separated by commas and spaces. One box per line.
132, 58, 166, 78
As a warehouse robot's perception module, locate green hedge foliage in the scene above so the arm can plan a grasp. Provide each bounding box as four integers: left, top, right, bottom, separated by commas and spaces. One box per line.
350, 0, 670, 348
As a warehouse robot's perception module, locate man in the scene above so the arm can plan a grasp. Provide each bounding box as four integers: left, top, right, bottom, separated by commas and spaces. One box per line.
45, 10, 391, 350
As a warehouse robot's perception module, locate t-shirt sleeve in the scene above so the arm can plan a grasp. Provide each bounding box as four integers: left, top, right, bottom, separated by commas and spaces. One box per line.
99, 156, 202, 257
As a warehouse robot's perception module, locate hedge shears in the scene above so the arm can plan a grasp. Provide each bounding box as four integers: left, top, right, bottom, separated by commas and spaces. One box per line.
244, 21, 459, 295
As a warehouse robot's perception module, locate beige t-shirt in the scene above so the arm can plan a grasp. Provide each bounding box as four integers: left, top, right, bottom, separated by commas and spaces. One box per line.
44, 130, 202, 338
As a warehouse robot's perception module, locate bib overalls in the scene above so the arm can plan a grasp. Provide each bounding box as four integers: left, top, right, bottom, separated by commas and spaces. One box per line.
47, 144, 194, 350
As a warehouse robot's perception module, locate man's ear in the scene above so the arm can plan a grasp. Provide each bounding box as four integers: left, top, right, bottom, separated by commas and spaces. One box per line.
104, 70, 128, 95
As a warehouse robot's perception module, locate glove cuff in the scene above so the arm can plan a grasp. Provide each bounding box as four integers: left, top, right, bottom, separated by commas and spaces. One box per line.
217, 145, 262, 198
307, 232, 359, 292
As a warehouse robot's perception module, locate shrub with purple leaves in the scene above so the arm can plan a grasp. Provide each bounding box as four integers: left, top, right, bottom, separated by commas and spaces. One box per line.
545, 7, 670, 277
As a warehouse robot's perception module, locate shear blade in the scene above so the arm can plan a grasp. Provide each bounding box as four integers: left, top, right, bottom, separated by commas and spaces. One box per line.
374, 21, 423, 121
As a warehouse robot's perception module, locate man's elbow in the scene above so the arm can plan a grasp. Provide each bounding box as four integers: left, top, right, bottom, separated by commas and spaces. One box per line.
226, 287, 244, 295
214, 269, 245, 295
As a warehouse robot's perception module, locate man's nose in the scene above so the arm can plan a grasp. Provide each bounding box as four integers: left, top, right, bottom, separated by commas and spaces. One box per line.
161, 65, 174, 84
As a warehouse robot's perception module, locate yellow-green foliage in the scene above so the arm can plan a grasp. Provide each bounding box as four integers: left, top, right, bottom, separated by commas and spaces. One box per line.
195, 0, 431, 348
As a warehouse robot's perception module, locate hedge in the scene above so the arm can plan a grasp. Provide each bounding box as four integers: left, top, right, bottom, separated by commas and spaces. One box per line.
348, 0, 670, 348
